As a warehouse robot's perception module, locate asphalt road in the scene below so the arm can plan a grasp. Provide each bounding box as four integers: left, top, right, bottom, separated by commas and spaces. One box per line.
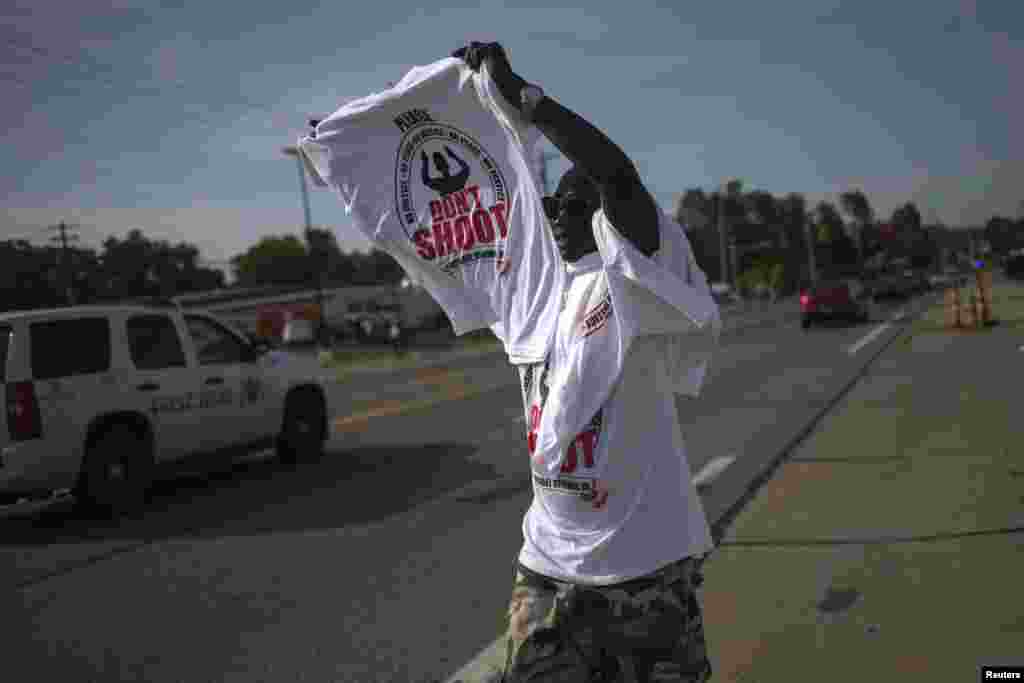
1, 296, 929, 683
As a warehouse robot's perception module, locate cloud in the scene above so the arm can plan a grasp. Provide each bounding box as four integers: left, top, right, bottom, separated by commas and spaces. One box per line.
821, 153, 1024, 226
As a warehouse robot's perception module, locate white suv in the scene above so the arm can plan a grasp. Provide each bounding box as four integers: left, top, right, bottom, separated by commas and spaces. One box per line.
0, 302, 331, 515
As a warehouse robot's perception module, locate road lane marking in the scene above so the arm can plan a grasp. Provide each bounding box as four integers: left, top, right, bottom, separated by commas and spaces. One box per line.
845, 310, 906, 356
332, 379, 515, 433
692, 455, 737, 489
846, 308, 907, 356
445, 452, 739, 682
846, 323, 890, 355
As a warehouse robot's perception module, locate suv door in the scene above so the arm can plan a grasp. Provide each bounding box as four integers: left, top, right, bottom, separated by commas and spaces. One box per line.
125, 313, 199, 464
184, 314, 271, 450
24, 316, 115, 489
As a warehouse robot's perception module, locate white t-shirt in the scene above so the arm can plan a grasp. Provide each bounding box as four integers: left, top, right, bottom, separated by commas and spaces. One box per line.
298, 57, 563, 364
517, 209, 721, 585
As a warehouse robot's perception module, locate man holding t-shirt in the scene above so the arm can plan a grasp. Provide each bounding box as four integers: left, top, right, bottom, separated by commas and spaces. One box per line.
454, 43, 718, 682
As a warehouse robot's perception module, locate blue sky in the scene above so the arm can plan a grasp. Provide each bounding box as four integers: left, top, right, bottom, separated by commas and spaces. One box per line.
3, 0, 1021, 276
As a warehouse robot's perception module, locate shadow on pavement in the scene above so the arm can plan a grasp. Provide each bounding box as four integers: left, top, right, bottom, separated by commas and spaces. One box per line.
0, 441, 497, 548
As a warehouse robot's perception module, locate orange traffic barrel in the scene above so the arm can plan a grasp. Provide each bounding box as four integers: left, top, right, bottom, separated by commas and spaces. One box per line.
961, 293, 978, 329
944, 288, 961, 328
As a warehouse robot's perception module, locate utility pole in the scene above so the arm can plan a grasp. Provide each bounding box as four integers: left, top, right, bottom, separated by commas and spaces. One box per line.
717, 190, 729, 288
282, 145, 324, 338
49, 221, 79, 306
804, 218, 818, 286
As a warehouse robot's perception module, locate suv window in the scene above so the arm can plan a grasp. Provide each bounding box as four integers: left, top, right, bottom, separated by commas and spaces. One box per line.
30, 317, 111, 380
186, 315, 250, 365
0, 324, 10, 383
127, 314, 188, 370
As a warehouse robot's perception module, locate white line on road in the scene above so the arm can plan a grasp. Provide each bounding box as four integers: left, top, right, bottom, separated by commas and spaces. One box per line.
846, 323, 890, 355
845, 308, 905, 356
692, 454, 737, 489
445, 452, 739, 682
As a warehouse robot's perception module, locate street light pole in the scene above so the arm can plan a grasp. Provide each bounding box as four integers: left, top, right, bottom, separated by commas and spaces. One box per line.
283, 145, 325, 339
717, 189, 729, 290
283, 146, 313, 234
804, 217, 818, 286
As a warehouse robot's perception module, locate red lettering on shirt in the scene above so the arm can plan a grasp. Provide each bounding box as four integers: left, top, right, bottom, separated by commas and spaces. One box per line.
466, 185, 482, 210
432, 221, 455, 258
489, 203, 509, 238
454, 215, 475, 250
527, 404, 542, 456
577, 431, 597, 468
472, 209, 495, 243
430, 200, 444, 223
413, 228, 436, 260
443, 195, 458, 219
560, 441, 578, 474
591, 480, 609, 509
453, 189, 470, 215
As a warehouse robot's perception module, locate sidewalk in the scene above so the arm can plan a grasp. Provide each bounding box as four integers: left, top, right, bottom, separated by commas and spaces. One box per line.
701, 279, 1024, 681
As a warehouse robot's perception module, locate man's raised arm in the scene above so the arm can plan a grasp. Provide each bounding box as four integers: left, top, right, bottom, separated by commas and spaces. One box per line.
455, 42, 660, 256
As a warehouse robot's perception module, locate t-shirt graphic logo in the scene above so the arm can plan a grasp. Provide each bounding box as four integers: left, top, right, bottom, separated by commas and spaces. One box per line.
421, 146, 470, 195
524, 358, 607, 506
393, 109, 512, 275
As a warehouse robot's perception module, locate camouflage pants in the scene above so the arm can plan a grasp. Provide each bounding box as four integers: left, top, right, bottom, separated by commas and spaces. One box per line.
502, 557, 712, 682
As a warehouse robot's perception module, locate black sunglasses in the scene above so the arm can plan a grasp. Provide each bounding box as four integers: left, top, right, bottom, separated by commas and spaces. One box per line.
542, 196, 595, 222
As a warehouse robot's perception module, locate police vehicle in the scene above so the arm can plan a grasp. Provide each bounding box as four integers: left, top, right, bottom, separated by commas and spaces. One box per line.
0, 300, 330, 515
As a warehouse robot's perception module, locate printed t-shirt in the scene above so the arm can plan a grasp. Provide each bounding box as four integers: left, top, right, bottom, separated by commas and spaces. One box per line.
516, 208, 721, 585
297, 57, 564, 364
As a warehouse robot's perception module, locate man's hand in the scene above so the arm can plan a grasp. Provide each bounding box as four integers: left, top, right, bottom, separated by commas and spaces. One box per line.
452, 41, 526, 110
451, 41, 509, 73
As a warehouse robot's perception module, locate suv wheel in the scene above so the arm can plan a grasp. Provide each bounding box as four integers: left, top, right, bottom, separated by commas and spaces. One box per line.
277, 389, 327, 465
77, 424, 152, 517
801, 315, 812, 330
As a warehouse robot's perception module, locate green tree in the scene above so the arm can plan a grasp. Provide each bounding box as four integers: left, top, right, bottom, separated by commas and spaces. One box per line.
98, 229, 224, 300
984, 216, 1022, 255
305, 227, 356, 285
346, 249, 405, 286
745, 190, 783, 247
231, 234, 311, 287
891, 202, 923, 232
674, 188, 720, 278
674, 188, 711, 230
813, 201, 860, 273
814, 201, 844, 243
0, 240, 63, 311
839, 189, 874, 227
778, 193, 810, 289
840, 188, 873, 264
886, 203, 926, 264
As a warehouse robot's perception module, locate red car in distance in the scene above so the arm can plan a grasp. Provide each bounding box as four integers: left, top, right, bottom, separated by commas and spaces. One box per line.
800, 278, 873, 329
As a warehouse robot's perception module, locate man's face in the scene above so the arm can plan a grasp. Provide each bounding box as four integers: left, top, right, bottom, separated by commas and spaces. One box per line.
544, 171, 599, 263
